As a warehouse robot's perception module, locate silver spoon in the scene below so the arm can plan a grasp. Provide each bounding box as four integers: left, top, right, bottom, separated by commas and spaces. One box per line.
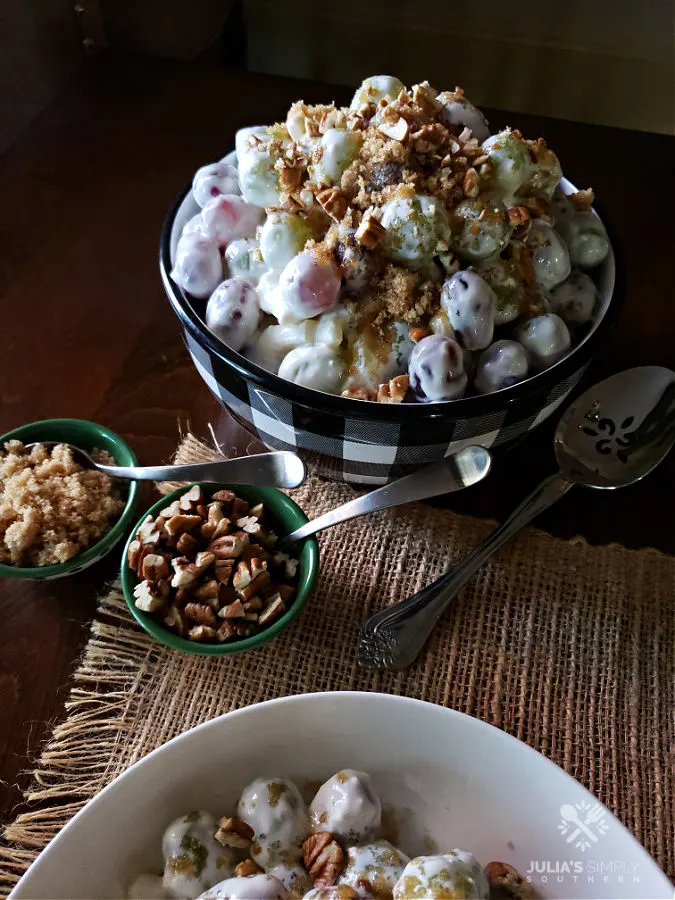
24, 443, 307, 489
358, 366, 675, 671
279, 445, 492, 548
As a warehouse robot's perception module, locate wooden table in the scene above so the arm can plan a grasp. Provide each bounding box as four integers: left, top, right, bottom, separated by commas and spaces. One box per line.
1, 52, 674, 831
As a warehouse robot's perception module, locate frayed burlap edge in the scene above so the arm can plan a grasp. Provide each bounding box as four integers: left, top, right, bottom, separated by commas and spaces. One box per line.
0, 586, 152, 896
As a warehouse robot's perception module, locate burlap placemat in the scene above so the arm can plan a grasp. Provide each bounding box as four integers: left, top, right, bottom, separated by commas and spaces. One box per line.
1, 434, 673, 895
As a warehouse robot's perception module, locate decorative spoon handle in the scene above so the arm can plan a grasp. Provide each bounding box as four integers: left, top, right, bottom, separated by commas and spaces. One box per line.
358, 472, 573, 670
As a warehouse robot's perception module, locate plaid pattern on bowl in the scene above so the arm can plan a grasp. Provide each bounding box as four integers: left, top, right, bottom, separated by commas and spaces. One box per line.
161, 170, 619, 485
186, 330, 586, 483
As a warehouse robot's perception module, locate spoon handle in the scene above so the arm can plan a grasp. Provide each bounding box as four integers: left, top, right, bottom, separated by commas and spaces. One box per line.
358, 472, 573, 670
96, 452, 306, 489
280, 446, 491, 547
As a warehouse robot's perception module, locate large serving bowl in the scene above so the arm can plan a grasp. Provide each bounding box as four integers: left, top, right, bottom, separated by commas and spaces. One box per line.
10, 692, 670, 899
161, 156, 620, 485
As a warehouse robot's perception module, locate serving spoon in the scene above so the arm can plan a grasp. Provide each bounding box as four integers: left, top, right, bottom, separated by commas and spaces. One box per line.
24, 443, 307, 490
279, 445, 492, 547
358, 366, 675, 671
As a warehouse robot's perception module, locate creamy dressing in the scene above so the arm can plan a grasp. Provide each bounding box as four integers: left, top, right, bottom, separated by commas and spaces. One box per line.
168, 75, 605, 401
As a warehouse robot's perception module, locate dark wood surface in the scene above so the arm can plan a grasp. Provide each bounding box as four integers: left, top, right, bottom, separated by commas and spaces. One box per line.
1, 52, 674, 832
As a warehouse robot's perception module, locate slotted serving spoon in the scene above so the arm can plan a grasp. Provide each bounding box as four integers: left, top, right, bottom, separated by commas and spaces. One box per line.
359, 366, 675, 670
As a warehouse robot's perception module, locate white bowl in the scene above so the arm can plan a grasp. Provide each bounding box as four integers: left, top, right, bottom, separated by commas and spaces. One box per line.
11, 693, 671, 900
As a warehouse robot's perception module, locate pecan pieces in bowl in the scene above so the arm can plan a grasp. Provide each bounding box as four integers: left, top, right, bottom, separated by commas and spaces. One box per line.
125, 484, 302, 647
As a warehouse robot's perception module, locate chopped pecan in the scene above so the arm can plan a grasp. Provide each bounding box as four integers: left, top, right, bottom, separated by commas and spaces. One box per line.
176, 532, 200, 556
218, 599, 246, 619
463, 167, 480, 198
200, 501, 225, 539
249, 558, 267, 580
159, 500, 182, 519
165, 514, 202, 538
242, 572, 270, 601
215, 816, 254, 849
187, 625, 217, 642
195, 550, 215, 571
346, 111, 370, 132
230, 497, 249, 520
142, 553, 170, 582
209, 532, 250, 559
259, 594, 286, 626
240, 543, 270, 562
234, 558, 270, 600
236, 515, 262, 536
341, 387, 373, 401
355, 210, 385, 249
249, 502, 265, 521
278, 191, 303, 213
316, 187, 347, 222
302, 832, 344, 886
133, 581, 166, 613
212, 517, 232, 539
244, 596, 264, 612
411, 81, 439, 113
127, 539, 142, 570
235, 860, 261, 878
569, 188, 595, 211
163, 605, 188, 637
184, 602, 217, 628
233, 559, 252, 592
279, 164, 303, 191
135, 545, 153, 579
131, 485, 299, 646
411, 123, 448, 152
179, 484, 203, 511
138, 515, 161, 546
377, 374, 409, 403
484, 861, 535, 898
509, 240, 536, 285
508, 205, 530, 227
378, 117, 409, 142
508, 205, 532, 240
212, 489, 235, 507
170, 557, 201, 588
193, 579, 220, 602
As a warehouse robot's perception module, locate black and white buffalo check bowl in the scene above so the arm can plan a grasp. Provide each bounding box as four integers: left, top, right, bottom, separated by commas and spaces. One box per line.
160, 169, 620, 485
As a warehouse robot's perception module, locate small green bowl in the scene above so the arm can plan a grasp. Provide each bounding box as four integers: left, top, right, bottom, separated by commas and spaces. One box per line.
0, 419, 140, 580
121, 483, 319, 656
